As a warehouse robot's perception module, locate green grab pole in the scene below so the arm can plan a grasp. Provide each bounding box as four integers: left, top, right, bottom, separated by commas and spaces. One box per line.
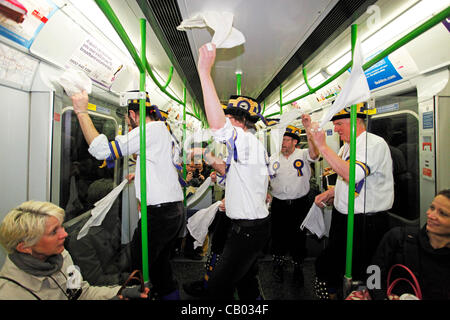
94, 1, 186, 108
279, 84, 283, 115
138, 19, 149, 283
182, 87, 187, 206
280, 6, 450, 107
344, 24, 358, 280
236, 72, 242, 95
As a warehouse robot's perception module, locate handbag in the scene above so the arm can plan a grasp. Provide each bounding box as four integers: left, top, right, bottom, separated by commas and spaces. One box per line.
117, 270, 146, 296
386, 264, 422, 300
345, 288, 372, 300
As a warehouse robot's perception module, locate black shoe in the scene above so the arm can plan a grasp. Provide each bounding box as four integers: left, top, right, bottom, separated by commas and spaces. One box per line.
183, 280, 206, 297
293, 264, 304, 287
184, 252, 203, 260
272, 256, 285, 283
272, 264, 284, 283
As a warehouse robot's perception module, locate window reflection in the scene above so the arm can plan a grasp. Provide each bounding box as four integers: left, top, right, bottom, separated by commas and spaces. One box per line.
60, 109, 118, 221
369, 93, 419, 221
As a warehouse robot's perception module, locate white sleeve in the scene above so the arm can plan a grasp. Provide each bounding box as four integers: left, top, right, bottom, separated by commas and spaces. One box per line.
210, 118, 235, 143
305, 149, 319, 163
88, 134, 110, 160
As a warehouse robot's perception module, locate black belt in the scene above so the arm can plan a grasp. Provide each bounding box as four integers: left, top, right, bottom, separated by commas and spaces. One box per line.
333, 208, 388, 217
232, 215, 270, 228
148, 201, 181, 208
365, 210, 388, 216
274, 196, 305, 206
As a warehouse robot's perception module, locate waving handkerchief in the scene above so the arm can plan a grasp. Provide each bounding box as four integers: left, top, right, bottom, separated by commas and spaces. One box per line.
186, 177, 212, 208
319, 37, 370, 128
177, 11, 245, 48
187, 201, 222, 249
300, 203, 327, 239
77, 179, 128, 240
269, 108, 303, 156
56, 68, 92, 97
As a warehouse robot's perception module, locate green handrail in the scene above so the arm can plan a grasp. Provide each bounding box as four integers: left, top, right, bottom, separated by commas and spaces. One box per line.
183, 87, 187, 206
345, 24, 358, 281
162, 66, 174, 90
93, 0, 204, 123
266, 6, 450, 111
279, 84, 283, 115
94, 0, 145, 73
236, 72, 242, 95
138, 18, 149, 284
302, 68, 313, 92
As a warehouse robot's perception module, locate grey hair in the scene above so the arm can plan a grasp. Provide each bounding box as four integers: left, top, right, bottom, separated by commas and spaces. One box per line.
0, 201, 65, 253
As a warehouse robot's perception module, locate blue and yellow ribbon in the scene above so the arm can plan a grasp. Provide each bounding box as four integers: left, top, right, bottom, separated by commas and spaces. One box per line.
293, 159, 304, 177
99, 140, 123, 168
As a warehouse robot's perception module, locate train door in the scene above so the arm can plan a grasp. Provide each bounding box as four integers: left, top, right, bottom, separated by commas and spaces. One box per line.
368, 90, 420, 226
53, 95, 122, 219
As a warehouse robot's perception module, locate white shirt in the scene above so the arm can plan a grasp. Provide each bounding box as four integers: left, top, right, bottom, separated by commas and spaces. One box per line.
270, 148, 317, 200
334, 131, 394, 214
211, 118, 269, 220
88, 121, 183, 205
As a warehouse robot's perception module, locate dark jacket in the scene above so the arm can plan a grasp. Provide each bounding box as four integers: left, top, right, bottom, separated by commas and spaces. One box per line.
371, 226, 450, 300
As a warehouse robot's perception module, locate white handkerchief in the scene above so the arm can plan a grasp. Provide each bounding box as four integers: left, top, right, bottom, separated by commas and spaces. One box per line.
177, 11, 245, 48
269, 109, 302, 156
300, 203, 327, 239
77, 179, 128, 240
56, 68, 92, 97
186, 177, 212, 208
319, 37, 370, 128
187, 201, 222, 249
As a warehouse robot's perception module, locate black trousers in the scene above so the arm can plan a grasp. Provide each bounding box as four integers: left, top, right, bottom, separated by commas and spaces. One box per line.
271, 196, 310, 263
205, 216, 271, 300
209, 211, 232, 254
131, 201, 184, 296
315, 208, 389, 287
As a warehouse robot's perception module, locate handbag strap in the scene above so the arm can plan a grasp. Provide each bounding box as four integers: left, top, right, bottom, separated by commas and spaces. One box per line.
118, 270, 145, 295
386, 264, 422, 299
0, 276, 41, 300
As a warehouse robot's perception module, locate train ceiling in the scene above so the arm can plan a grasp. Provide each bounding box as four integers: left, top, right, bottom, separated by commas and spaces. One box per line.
136, 0, 377, 111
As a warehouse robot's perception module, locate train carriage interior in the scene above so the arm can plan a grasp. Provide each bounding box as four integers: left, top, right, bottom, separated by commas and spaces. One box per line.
0, 0, 449, 301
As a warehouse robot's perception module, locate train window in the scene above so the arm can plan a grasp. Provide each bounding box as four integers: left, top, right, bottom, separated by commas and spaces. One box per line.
59, 109, 120, 221
368, 91, 419, 222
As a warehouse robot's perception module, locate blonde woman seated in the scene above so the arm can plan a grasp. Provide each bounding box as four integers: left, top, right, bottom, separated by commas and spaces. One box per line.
0, 201, 148, 300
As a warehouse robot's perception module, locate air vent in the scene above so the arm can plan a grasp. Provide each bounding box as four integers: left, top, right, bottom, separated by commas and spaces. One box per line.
257, 0, 377, 103
138, 0, 204, 110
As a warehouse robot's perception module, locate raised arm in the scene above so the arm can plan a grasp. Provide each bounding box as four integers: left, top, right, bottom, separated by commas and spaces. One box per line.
301, 114, 319, 160
71, 91, 100, 145
197, 43, 226, 130
309, 122, 351, 182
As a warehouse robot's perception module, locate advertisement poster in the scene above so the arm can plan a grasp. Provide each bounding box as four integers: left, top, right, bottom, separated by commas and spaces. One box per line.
66, 36, 124, 90
363, 47, 419, 90
0, 0, 59, 48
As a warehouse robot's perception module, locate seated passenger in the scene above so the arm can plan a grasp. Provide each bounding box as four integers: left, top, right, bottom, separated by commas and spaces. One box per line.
0, 201, 148, 300
65, 178, 134, 286
370, 189, 450, 300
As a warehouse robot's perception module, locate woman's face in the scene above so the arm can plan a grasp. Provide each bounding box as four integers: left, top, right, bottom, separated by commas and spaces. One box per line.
426, 195, 450, 237
30, 216, 68, 261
